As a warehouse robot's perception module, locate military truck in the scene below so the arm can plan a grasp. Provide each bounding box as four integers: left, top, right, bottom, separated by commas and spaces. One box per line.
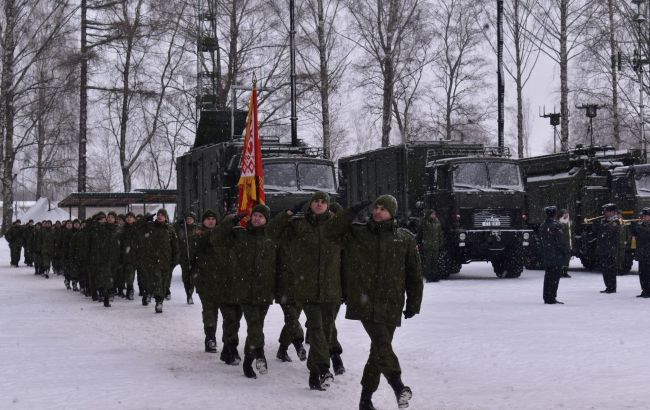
176, 111, 337, 218
338, 141, 531, 278
520, 145, 649, 272
424, 150, 532, 278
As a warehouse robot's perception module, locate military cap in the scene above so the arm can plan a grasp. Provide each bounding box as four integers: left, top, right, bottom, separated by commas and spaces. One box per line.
602, 203, 618, 212
13, 219, 21, 224
156, 208, 169, 220
94, 211, 107, 221
72, 219, 81, 224
310, 191, 330, 205
125, 211, 136, 219
252, 204, 271, 221
374, 194, 398, 217
202, 209, 218, 222
185, 211, 197, 220
544, 206, 558, 217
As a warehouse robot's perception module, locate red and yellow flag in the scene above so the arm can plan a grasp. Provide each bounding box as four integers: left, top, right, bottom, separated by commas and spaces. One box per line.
237, 82, 265, 225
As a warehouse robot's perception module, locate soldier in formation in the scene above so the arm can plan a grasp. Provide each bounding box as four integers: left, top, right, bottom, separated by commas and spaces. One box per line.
5, 219, 24, 267
631, 208, 650, 298
597, 203, 623, 294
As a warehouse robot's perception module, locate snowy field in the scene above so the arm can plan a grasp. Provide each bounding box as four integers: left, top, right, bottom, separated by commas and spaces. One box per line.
1, 241, 650, 410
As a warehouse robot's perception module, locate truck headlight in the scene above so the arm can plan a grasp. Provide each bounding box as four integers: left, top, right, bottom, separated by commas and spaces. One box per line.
459, 233, 466, 241
523, 232, 530, 240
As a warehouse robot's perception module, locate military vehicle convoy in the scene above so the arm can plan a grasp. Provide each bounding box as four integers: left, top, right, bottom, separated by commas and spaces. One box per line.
176, 111, 337, 218
520, 145, 650, 272
338, 142, 532, 278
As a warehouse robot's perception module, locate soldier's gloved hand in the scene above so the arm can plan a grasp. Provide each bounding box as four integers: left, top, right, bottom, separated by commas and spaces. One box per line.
403, 310, 416, 319
233, 211, 249, 223
289, 201, 308, 216
145, 213, 155, 222
351, 200, 373, 214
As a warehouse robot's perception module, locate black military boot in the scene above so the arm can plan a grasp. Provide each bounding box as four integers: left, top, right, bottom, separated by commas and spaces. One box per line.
186, 294, 194, 305
142, 293, 149, 306
243, 354, 257, 379
276, 344, 292, 362
309, 372, 322, 390
255, 348, 268, 375
126, 287, 134, 301
293, 341, 307, 361
72, 281, 79, 292
387, 375, 412, 409
220, 345, 232, 364
117, 288, 126, 298
359, 389, 377, 410
331, 353, 345, 375
165, 289, 171, 301
204, 327, 217, 353
64, 278, 71, 290
155, 298, 163, 313
92, 291, 98, 301
230, 346, 241, 366
103, 291, 111, 308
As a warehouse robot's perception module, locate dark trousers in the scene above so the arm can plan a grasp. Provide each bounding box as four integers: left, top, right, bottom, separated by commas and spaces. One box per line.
360, 321, 401, 392
220, 304, 243, 347
181, 263, 194, 296
543, 266, 562, 302
10, 245, 21, 265
330, 303, 343, 355
241, 304, 270, 356
197, 291, 219, 329
279, 304, 304, 346
602, 269, 617, 291
640, 261, 650, 294
303, 303, 337, 374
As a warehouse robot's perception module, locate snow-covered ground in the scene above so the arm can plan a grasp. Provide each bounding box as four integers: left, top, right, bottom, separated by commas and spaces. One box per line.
1, 241, 649, 410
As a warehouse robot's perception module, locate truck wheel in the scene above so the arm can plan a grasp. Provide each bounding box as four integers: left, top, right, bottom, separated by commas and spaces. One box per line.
437, 248, 457, 279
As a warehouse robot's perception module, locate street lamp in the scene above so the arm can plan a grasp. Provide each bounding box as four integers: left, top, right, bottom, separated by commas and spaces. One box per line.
632, 0, 648, 161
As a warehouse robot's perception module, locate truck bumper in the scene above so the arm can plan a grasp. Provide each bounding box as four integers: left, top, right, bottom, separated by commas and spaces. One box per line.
451, 229, 533, 260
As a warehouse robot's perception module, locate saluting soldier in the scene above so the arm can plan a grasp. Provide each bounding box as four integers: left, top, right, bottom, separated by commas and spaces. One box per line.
5, 219, 24, 267
326, 195, 422, 410
597, 203, 623, 294
267, 192, 343, 391
539, 206, 570, 304
631, 208, 650, 298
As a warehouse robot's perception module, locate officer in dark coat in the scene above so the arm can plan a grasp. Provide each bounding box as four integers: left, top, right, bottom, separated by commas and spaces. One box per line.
539, 206, 570, 304
631, 208, 650, 298
5, 220, 24, 267
596, 203, 622, 294
326, 195, 423, 410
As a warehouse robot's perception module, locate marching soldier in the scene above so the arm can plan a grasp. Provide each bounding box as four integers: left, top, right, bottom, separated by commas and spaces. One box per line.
631, 208, 650, 298
23, 220, 34, 267
120, 212, 139, 300
87, 212, 115, 307
539, 206, 570, 304
176, 212, 197, 305
326, 195, 422, 410
5, 219, 24, 267
38, 220, 55, 279
597, 203, 622, 294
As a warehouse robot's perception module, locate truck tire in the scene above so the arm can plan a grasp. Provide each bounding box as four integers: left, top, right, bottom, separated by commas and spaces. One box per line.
437, 247, 457, 279
493, 248, 523, 278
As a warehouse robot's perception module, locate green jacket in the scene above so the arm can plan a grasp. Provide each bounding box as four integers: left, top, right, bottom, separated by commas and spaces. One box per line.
5, 225, 24, 247
220, 217, 278, 305
71, 227, 88, 268
191, 225, 231, 302
86, 223, 117, 267
37, 228, 56, 260
267, 210, 342, 305
120, 223, 140, 266
140, 221, 179, 273
327, 209, 423, 327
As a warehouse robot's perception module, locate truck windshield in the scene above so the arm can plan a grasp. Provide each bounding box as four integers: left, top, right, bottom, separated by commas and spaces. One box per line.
264, 163, 298, 191
298, 163, 336, 191
452, 161, 523, 191
636, 173, 650, 196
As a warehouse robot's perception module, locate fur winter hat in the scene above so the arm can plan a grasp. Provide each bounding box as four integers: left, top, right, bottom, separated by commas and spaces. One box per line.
374, 195, 398, 218
252, 204, 271, 221
94, 212, 106, 221
125, 211, 136, 219
202, 209, 218, 222
156, 208, 169, 221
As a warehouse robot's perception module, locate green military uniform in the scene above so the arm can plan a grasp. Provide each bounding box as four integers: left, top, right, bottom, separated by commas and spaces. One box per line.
65, 221, 81, 291
52, 222, 65, 275
140, 209, 179, 309
222, 204, 277, 377
418, 211, 443, 282
60, 222, 75, 289
5, 221, 24, 267
37, 223, 56, 277
86, 213, 117, 305
22, 222, 34, 266
326, 195, 422, 409
596, 204, 623, 293
105, 212, 122, 296
267, 192, 343, 388
120, 213, 139, 300
75, 220, 92, 296
176, 215, 197, 302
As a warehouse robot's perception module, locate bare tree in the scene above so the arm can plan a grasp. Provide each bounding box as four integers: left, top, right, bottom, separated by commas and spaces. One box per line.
347, 0, 429, 147
431, 0, 492, 142
1, 0, 77, 230
524, 0, 600, 151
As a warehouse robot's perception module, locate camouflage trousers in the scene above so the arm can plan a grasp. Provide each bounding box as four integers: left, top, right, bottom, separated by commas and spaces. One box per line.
302, 303, 338, 374
241, 304, 270, 356
220, 304, 243, 347
278, 304, 304, 347
360, 321, 401, 392
122, 264, 136, 291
